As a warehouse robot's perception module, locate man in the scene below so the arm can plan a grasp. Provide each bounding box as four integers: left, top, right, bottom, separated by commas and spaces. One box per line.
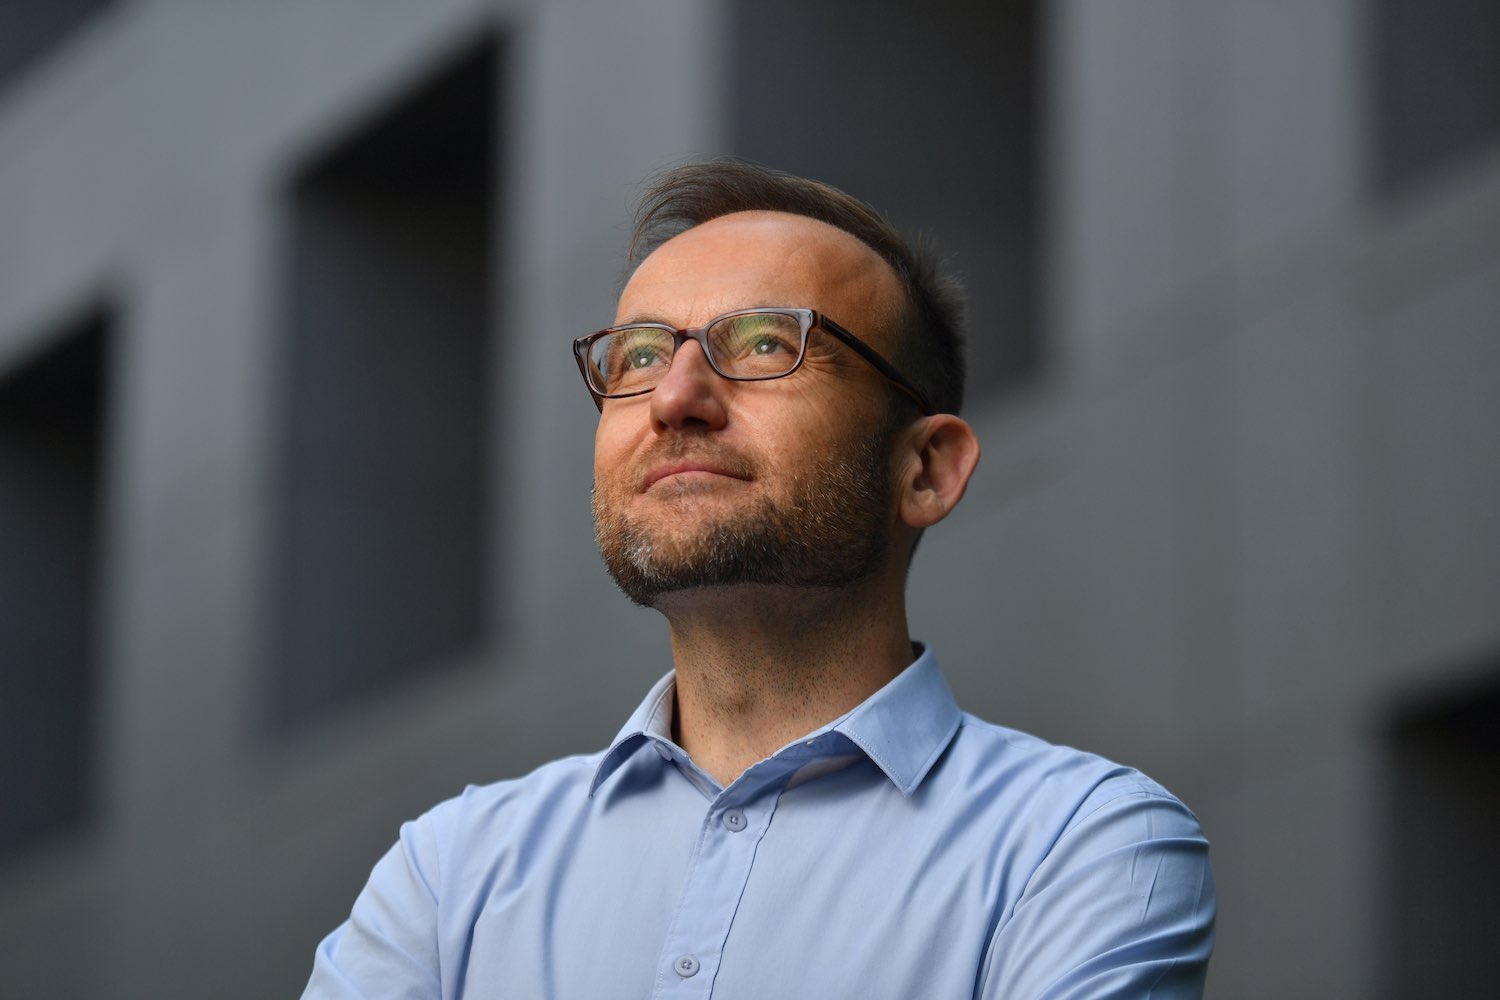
304, 162, 1216, 998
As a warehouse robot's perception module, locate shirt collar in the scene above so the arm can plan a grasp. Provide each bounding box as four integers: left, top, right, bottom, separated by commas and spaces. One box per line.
590, 644, 961, 798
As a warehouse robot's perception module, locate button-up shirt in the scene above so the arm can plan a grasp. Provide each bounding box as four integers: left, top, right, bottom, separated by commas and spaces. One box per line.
304, 647, 1215, 998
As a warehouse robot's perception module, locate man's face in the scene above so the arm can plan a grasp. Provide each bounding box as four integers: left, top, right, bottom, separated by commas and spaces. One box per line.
591, 211, 910, 607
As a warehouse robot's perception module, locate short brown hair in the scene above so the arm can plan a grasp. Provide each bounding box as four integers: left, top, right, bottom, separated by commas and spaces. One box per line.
629, 160, 967, 416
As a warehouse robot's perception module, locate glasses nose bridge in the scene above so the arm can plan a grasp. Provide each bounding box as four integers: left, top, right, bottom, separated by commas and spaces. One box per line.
668, 322, 722, 376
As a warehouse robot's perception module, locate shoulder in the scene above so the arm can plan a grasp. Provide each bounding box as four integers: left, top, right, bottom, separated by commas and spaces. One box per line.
951, 712, 1196, 807
416, 750, 605, 848
928, 713, 1208, 869
373, 751, 605, 921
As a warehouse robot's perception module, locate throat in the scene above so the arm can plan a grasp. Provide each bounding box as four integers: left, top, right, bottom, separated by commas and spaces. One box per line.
659, 582, 914, 786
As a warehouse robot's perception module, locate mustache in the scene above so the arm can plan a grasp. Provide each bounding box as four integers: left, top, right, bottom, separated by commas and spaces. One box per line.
631, 436, 758, 490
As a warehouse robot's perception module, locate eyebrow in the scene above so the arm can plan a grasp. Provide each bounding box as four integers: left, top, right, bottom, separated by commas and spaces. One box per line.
612, 305, 784, 329
613, 315, 674, 327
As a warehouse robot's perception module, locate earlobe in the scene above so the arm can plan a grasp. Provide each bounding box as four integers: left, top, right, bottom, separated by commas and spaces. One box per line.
898, 415, 981, 529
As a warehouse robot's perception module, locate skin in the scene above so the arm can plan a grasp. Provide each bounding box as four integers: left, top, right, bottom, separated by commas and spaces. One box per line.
593, 211, 981, 787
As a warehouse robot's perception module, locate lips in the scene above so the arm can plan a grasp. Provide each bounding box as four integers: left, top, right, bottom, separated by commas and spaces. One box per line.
641, 459, 752, 492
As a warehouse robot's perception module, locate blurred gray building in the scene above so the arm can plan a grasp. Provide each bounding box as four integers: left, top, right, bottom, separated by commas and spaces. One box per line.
2, 1, 1497, 997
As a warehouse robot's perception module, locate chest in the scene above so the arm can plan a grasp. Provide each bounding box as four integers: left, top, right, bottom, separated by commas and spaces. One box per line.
442, 767, 1019, 1000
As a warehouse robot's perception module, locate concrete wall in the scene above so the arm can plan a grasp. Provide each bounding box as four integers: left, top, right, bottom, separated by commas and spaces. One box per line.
1, 2, 1496, 997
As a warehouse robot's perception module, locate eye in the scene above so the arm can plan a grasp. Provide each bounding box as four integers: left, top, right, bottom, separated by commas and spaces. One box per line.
594, 328, 673, 392
749, 334, 788, 355
711, 313, 802, 363
609, 329, 671, 371
626, 344, 663, 368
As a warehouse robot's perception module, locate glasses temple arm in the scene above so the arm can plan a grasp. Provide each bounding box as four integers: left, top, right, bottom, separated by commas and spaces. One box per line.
817, 316, 938, 415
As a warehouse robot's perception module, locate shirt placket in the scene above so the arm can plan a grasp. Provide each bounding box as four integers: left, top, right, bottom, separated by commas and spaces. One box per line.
649, 760, 795, 999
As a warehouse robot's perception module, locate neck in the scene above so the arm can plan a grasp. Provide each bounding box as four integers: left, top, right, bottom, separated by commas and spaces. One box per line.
655, 575, 914, 788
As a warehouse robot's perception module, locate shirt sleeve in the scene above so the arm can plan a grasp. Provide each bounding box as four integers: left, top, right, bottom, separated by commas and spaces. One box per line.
979, 784, 1217, 999
300, 813, 445, 1000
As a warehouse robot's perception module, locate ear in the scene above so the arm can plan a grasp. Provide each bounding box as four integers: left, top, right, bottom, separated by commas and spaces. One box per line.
896, 415, 981, 529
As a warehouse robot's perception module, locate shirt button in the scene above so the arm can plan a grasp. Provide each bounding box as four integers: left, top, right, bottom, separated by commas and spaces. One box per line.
674, 954, 700, 978
722, 809, 746, 832
653, 742, 672, 760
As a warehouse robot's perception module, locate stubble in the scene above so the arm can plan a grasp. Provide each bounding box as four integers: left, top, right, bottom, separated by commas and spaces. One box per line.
592, 425, 899, 608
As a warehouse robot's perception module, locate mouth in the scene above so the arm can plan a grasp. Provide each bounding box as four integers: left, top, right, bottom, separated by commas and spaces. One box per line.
641, 460, 752, 492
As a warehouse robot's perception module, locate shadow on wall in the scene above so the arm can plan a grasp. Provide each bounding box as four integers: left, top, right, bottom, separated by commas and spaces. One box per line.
1382, 665, 1500, 1000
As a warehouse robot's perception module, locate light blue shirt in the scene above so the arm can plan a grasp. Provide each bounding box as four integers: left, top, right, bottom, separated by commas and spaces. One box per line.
304, 647, 1215, 998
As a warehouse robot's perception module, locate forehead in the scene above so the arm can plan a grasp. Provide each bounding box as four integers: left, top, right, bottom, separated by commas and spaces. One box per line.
617, 211, 902, 339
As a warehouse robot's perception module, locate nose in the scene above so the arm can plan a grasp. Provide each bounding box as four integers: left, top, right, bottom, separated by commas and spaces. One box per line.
649, 338, 728, 432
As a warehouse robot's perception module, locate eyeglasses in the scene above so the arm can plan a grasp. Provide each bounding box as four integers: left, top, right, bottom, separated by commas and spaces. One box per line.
572, 307, 936, 415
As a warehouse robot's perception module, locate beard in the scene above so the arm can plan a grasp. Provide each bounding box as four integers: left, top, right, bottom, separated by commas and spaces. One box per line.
592, 423, 899, 608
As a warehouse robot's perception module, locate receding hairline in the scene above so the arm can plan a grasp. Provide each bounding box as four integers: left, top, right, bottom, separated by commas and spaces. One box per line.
630, 209, 903, 289
623, 210, 908, 346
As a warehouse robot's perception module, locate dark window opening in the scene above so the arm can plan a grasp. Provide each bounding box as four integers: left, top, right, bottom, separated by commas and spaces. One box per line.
1373, 0, 1500, 200
0, 0, 116, 95
267, 36, 499, 732
1383, 666, 1500, 998
729, 0, 1043, 403
0, 310, 109, 860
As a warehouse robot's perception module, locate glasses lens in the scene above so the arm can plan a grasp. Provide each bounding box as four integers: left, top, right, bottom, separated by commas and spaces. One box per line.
707, 312, 804, 379
590, 327, 674, 395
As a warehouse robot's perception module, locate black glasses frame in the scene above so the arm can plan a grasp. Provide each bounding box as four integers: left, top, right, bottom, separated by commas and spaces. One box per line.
572, 307, 937, 415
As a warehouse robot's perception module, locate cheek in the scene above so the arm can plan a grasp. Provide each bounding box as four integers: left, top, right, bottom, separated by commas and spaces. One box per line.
594, 405, 656, 495
767, 387, 870, 454
593, 421, 629, 486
